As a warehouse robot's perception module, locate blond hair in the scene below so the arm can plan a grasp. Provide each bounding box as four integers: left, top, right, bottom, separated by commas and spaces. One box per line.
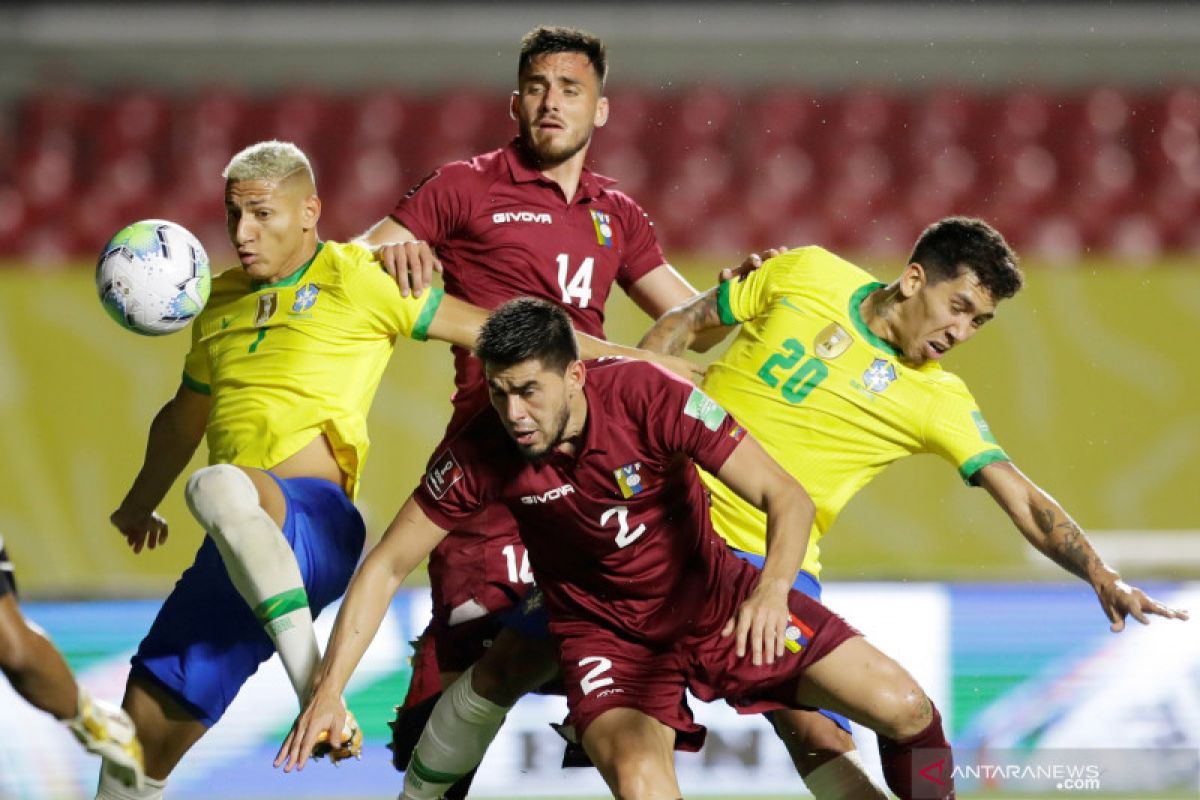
222, 140, 315, 185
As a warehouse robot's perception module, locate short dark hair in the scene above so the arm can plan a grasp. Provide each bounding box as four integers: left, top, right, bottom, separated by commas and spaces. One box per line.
909, 217, 1024, 301
519, 25, 607, 88
476, 297, 579, 374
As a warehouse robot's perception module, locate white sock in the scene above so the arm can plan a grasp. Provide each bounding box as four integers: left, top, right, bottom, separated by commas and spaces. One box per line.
96, 763, 165, 800
185, 464, 320, 702
803, 750, 889, 800
401, 665, 510, 800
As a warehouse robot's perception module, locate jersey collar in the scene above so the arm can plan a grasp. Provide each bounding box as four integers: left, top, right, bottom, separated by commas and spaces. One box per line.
503, 138, 616, 202
849, 281, 903, 358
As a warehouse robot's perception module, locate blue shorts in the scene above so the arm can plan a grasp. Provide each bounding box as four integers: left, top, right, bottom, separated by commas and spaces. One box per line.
728, 548, 852, 735
131, 474, 365, 726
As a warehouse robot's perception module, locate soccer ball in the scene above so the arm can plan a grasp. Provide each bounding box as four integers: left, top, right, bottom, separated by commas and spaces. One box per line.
96, 219, 211, 336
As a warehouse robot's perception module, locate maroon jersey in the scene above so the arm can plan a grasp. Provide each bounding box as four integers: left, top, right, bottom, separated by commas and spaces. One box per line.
392, 139, 666, 416
414, 359, 752, 646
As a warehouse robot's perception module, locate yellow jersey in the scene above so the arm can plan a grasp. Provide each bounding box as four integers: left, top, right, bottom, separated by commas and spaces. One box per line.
182, 241, 443, 499
700, 247, 1007, 577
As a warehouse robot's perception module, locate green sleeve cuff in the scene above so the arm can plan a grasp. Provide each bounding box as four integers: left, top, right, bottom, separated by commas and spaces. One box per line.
410, 287, 445, 342
959, 448, 1009, 485
181, 371, 211, 395
717, 280, 739, 326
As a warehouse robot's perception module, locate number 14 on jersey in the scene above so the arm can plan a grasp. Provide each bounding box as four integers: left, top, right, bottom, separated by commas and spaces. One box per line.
557, 254, 594, 308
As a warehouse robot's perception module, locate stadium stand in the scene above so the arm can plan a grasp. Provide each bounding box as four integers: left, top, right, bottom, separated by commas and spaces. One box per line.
3, 83, 1200, 263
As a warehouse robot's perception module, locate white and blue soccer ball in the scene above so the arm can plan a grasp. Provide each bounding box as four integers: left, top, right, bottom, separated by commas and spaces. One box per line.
96, 219, 211, 336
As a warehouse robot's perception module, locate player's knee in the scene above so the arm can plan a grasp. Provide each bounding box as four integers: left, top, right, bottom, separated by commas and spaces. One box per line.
184, 464, 260, 535
878, 684, 933, 742
608, 751, 674, 800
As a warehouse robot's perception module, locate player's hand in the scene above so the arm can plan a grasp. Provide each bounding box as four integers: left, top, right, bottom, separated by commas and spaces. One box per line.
722, 578, 791, 666
375, 240, 442, 297
110, 507, 168, 554
718, 246, 790, 283
1093, 573, 1189, 632
645, 352, 705, 384
275, 686, 347, 772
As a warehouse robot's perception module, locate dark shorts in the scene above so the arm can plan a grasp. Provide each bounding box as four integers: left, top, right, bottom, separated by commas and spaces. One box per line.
728, 548, 853, 735
425, 518, 536, 675
0, 538, 15, 598
131, 474, 365, 726
558, 584, 860, 752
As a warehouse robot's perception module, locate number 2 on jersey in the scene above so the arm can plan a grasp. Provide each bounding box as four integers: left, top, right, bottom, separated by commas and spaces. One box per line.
757, 338, 828, 404
556, 253, 594, 308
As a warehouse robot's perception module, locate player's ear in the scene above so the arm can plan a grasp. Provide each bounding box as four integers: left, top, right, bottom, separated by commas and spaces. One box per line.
509, 91, 520, 121
594, 96, 609, 129
566, 359, 586, 391
899, 262, 926, 299
302, 194, 321, 231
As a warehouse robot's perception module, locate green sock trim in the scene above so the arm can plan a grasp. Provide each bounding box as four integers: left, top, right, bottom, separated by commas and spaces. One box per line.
410, 750, 466, 785
253, 587, 309, 625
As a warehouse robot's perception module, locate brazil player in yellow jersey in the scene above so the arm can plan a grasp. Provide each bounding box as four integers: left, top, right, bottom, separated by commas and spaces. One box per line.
98, 139, 694, 800
95, 140, 480, 799
638, 216, 1188, 799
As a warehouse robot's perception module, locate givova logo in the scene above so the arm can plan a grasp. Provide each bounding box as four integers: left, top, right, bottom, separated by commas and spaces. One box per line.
493, 211, 552, 225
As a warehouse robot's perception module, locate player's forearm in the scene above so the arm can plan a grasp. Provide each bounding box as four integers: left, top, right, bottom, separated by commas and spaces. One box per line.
639, 288, 726, 357
637, 311, 696, 357
121, 400, 204, 513
1013, 494, 1113, 585
757, 484, 815, 591
310, 553, 404, 697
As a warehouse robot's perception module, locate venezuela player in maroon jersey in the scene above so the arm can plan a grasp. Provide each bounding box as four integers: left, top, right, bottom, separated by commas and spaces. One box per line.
357, 27, 738, 793
280, 299, 956, 800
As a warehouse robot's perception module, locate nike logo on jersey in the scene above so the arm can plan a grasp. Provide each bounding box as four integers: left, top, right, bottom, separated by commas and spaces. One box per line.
220, 316, 238, 329
520, 484, 575, 504
779, 296, 803, 313
492, 211, 553, 225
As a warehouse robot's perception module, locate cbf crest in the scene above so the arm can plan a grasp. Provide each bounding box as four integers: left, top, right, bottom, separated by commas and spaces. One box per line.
863, 358, 897, 393
292, 284, 320, 313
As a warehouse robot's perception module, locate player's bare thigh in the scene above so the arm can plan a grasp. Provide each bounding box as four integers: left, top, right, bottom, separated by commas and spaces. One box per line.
239, 434, 345, 527
581, 707, 680, 800
792, 635, 931, 741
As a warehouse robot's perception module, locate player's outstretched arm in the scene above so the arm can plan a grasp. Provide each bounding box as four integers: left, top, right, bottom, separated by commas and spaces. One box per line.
977, 461, 1189, 631
111, 383, 211, 554
358, 216, 441, 298
637, 284, 727, 357
424, 294, 703, 382
714, 437, 817, 666
275, 496, 448, 772
628, 247, 786, 354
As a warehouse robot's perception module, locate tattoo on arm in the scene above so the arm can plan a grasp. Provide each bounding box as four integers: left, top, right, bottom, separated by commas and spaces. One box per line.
639, 291, 725, 356
1035, 506, 1098, 581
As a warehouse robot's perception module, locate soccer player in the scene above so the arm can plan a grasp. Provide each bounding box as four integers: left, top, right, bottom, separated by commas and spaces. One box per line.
0, 533, 145, 789
634, 216, 1188, 797
278, 298, 957, 800
358, 25, 736, 791
98, 140, 682, 800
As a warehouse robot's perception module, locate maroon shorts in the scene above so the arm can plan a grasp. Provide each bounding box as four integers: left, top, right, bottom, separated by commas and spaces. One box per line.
557, 587, 860, 752
402, 506, 538, 696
